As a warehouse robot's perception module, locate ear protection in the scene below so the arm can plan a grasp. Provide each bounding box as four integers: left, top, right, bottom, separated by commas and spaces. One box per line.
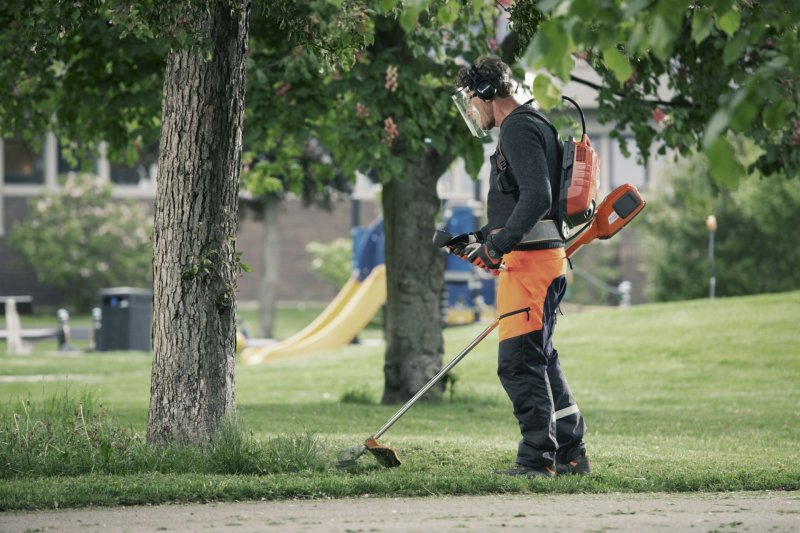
467, 65, 497, 101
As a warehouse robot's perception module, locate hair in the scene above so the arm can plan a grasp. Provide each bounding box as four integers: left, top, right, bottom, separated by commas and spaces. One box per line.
455, 55, 513, 99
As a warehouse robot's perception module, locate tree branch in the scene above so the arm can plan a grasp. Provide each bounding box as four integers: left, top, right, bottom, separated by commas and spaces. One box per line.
569, 74, 695, 109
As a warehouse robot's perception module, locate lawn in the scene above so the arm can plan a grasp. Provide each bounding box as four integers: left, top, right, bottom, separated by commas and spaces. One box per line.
1, 292, 798, 509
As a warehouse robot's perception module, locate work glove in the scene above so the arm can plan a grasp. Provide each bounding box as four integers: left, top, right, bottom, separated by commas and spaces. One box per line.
446, 232, 483, 257
463, 232, 503, 271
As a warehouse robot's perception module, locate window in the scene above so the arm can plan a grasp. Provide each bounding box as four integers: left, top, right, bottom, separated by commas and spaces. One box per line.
58, 144, 96, 176
3, 137, 45, 184
110, 141, 159, 185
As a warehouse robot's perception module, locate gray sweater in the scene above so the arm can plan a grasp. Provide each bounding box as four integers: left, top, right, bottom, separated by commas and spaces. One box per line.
481, 103, 562, 253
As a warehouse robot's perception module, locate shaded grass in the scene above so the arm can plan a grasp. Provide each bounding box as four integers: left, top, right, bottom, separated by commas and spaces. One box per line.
1, 291, 799, 509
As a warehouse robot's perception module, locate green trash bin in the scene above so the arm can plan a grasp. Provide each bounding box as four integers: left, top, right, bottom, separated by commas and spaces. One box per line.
97, 287, 152, 351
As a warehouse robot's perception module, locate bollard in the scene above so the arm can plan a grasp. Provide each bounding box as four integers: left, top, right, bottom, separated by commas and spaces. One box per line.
56, 308, 74, 351
617, 281, 632, 308
89, 307, 102, 351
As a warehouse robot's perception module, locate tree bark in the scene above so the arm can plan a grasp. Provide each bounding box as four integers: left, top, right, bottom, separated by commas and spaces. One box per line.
381, 150, 453, 404
147, 1, 250, 446
258, 195, 280, 338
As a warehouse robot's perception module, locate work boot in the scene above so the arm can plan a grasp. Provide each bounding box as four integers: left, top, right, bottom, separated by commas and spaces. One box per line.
496, 463, 555, 478
556, 450, 591, 475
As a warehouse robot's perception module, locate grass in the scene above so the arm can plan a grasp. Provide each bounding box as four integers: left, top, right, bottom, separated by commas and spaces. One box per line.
0, 292, 798, 509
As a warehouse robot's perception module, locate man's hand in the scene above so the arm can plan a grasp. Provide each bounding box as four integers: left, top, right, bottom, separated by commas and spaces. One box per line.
446, 232, 483, 256
464, 236, 503, 271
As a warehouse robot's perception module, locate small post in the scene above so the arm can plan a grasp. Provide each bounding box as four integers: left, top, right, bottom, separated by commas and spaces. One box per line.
89, 307, 102, 351
57, 308, 72, 351
706, 215, 717, 299
617, 280, 632, 308
5, 298, 26, 355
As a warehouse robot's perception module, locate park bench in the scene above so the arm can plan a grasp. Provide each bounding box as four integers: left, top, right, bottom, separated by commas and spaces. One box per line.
1, 296, 90, 352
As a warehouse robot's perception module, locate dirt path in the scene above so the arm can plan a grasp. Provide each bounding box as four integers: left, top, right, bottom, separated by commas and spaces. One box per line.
2, 491, 798, 532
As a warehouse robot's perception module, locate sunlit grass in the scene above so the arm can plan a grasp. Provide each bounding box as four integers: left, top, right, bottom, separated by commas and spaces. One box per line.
1, 291, 798, 509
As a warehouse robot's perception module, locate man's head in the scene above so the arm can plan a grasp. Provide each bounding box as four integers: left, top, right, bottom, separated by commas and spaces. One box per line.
452, 56, 513, 137
455, 56, 513, 101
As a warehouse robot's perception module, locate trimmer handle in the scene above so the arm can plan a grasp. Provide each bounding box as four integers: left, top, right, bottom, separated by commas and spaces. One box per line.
566, 184, 646, 258
432, 229, 455, 249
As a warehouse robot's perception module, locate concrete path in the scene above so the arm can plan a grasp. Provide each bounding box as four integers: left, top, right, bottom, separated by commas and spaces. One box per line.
2, 491, 798, 532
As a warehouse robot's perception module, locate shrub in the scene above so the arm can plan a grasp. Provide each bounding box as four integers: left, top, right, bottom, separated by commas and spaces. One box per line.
306, 238, 352, 290
340, 387, 376, 405
641, 155, 800, 301
8, 173, 153, 311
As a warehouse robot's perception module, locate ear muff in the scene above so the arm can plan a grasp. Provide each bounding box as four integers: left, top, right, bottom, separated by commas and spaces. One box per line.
468, 65, 497, 101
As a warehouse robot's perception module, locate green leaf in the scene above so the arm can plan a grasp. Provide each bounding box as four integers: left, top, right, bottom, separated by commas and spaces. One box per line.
705, 136, 745, 187
716, 9, 741, 36
602, 47, 633, 84
399, 5, 421, 32
537, 0, 562, 14
533, 75, 560, 109
729, 91, 762, 131
523, 32, 549, 70
703, 108, 731, 148
623, 0, 651, 18
463, 141, 485, 178
379, 0, 397, 12
722, 32, 748, 66
627, 22, 649, 54
762, 99, 791, 131
524, 20, 574, 81
649, 16, 676, 61
437, 1, 459, 25
691, 9, 713, 44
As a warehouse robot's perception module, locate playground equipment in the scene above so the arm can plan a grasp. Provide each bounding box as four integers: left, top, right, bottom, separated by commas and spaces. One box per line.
440, 203, 494, 326
240, 207, 495, 364
240, 218, 387, 364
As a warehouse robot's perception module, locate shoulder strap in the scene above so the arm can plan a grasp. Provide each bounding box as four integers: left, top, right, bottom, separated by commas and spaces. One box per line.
499, 100, 562, 162
519, 100, 560, 140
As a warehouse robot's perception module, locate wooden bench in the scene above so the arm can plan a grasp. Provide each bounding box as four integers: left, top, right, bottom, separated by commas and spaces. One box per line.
1, 297, 90, 351
0, 295, 34, 315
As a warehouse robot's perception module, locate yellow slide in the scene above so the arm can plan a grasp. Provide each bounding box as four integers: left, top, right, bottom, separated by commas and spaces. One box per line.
240, 265, 387, 364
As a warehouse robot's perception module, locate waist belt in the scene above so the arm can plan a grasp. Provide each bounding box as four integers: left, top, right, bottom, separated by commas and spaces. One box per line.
520, 219, 563, 244
514, 220, 564, 251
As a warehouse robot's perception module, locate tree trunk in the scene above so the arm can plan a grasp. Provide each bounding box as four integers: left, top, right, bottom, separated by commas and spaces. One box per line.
259, 195, 280, 338
148, 1, 250, 446
381, 150, 453, 404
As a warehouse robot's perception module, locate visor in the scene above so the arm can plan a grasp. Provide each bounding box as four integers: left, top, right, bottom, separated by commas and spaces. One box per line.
451, 87, 490, 138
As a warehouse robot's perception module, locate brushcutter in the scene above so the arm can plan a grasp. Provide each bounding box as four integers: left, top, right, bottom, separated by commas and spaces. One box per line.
337, 183, 645, 469
336, 306, 531, 469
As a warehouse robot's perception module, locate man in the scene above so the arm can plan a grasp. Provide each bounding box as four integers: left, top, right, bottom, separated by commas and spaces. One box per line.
449, 55, 590, 478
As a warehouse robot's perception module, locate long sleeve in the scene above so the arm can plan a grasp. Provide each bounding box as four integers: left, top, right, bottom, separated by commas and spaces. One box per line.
490, 115, 553, 253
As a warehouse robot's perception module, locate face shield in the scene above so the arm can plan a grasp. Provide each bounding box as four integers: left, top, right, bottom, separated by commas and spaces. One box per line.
451, 87, 490, 138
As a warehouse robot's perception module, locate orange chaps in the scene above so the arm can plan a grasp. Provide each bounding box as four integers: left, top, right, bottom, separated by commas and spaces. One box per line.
496, 248, 586, 469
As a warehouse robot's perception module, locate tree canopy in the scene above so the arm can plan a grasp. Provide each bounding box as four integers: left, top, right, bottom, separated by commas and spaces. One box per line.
508, 0, 799, 185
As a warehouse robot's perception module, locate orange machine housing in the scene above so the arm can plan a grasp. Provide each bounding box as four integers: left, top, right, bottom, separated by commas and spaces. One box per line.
560, 133, 601, 238
566, 183, 645, 257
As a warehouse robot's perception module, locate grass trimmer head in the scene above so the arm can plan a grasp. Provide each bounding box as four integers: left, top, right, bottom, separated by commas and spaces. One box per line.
337, 437, 401, 469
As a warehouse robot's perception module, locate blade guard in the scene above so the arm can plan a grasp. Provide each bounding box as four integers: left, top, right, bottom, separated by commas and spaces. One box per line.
365, 437, 402, 468
566, 184, 645, 258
